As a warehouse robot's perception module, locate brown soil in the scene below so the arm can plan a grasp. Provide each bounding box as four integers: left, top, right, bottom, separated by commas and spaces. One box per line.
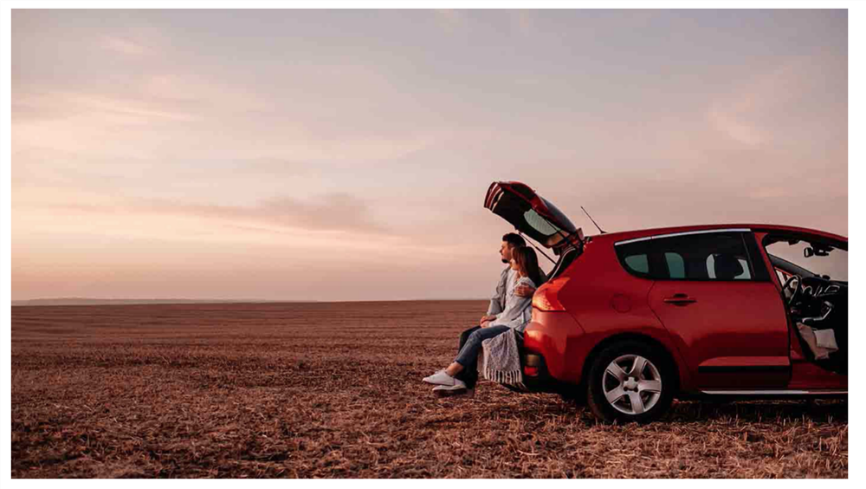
11, 301, 847, 478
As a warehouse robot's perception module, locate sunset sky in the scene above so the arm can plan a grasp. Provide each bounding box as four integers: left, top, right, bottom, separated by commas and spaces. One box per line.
11, 9, 847, 301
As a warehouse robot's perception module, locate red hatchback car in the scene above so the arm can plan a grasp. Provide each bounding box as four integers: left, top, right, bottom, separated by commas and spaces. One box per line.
485, 182, 848, 423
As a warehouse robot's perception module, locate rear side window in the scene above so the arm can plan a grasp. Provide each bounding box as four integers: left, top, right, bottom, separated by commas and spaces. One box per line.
616, 241, 653, 278
624, 254, 649, 274
615, 232, 770, 281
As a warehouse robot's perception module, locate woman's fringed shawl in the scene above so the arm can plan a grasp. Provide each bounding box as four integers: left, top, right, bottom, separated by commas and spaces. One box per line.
478, 329, 526, 390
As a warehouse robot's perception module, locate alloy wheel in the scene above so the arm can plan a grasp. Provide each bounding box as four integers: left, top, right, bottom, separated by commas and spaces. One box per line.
602, 354, 663, 415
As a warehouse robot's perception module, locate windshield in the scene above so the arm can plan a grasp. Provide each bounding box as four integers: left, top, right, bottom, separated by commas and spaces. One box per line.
765, 239, 848, 282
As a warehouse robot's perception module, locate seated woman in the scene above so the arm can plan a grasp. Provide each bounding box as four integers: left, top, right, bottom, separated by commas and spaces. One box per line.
423, 246, 544, 395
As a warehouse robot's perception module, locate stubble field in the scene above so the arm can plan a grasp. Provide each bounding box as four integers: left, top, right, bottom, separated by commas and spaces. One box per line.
11, 301, 847, 478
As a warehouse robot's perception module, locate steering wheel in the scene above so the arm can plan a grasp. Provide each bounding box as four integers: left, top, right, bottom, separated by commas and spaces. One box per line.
782, 274, 802, 307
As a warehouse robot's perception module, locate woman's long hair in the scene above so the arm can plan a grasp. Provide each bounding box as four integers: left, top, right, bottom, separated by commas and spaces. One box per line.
512, 246, 544, 288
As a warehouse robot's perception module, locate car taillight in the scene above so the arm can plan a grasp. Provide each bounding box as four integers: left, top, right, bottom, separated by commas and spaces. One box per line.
532, 278, 569, 312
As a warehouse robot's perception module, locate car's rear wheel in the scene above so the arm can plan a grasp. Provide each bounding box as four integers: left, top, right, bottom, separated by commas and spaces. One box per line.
586, 341, 675, 423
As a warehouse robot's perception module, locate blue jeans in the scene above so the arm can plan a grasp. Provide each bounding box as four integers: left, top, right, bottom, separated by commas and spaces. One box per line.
454, 325, 511, 369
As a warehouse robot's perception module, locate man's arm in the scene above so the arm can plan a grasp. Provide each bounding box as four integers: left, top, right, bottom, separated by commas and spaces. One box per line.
514, 284, 536, 298
515, 268, 546, 298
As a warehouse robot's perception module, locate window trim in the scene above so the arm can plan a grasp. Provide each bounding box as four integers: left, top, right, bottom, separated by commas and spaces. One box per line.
614, 228, 752, 247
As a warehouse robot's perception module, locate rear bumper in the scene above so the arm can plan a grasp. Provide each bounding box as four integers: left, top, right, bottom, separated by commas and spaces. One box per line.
520, 350, 562, 392
521, 310, 587, 384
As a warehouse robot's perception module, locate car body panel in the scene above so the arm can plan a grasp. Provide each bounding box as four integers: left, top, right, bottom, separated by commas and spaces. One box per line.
647, 279, 791, 389
522, 310, 584, 382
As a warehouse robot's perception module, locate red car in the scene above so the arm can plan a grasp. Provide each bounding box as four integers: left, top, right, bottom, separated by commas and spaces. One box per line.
485, 182, 848, 423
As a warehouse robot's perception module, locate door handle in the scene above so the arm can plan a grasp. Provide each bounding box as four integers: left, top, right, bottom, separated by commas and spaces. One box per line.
664, 294, 697, 305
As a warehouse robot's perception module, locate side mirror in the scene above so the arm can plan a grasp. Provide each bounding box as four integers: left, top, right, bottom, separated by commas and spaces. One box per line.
804, 246, 830, 258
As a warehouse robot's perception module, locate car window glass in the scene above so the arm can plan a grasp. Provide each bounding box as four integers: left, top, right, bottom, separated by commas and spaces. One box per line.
706, 255, 751, 280
615, 240, 653, 278
652, 232, 755, 281
624, 254, 649, 274
664, 252, 685, 279
764, 239, 848, 282
523, 209, 562, 236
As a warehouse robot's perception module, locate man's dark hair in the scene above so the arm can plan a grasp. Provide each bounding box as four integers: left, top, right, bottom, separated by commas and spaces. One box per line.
502, 233, 526, 248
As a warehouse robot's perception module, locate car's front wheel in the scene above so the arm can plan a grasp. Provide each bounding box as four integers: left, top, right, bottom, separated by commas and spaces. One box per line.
586, 341, 675, 423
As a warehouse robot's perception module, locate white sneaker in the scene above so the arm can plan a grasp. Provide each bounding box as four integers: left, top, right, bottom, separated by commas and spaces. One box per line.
423, 370, 464, 386
422, 369, 445, 383
433, 384, 473, 397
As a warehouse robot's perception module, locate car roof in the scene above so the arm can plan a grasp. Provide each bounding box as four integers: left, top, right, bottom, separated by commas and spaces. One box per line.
588, 223, 847, 244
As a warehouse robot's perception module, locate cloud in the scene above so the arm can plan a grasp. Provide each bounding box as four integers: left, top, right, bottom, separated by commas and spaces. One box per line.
100, 36, 151, 56
705, 55, 838, 147
47, 193, 388, 235
706, 107, 766, 146
13, 90, 199, 126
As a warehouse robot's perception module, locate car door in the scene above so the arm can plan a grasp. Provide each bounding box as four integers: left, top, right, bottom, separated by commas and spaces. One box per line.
644, 231, 791, 390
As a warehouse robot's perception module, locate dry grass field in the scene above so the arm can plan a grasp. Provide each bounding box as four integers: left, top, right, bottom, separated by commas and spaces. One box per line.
11, 301, 847, 478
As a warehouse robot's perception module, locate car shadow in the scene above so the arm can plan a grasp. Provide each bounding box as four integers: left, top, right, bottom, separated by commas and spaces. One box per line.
666, 399, 847, 423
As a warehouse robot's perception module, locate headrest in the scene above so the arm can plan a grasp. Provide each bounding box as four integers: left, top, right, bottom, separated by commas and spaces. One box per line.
714, 254, 744, 280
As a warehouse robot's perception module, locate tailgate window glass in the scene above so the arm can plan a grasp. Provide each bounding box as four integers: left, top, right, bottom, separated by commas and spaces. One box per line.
524, 209, 563, 236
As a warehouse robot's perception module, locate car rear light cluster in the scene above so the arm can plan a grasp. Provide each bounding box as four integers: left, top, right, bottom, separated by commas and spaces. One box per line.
532, 278, 570, 312
524, 353, 544, 377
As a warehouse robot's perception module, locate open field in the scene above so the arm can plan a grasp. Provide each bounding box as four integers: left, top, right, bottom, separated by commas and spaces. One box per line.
12, 301, 847, 478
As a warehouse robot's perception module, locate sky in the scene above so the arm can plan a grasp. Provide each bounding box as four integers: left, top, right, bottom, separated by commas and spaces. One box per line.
11, 9, 848, 301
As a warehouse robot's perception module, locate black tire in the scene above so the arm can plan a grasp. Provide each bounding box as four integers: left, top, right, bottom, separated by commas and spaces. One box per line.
586, 341, 675, 423
559, 384, 587, 405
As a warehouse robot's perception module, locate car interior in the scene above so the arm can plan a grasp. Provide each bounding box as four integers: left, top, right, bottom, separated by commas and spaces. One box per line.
765, 236, 848, 375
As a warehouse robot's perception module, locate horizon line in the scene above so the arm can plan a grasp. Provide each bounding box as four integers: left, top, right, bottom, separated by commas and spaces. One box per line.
11, 297, 489, 306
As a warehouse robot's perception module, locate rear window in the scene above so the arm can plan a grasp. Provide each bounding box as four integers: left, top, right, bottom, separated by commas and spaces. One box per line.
524, 209, 563, 236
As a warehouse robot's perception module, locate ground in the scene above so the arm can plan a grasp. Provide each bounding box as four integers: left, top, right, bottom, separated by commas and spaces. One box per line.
11, 301, 847, 478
